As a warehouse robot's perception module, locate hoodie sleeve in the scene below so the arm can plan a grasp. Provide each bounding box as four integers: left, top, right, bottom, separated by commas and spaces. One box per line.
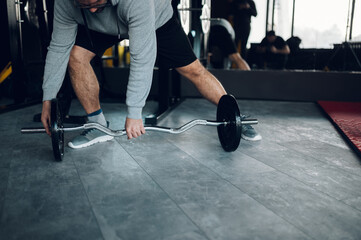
124, 0, 157, 119
42, 0, 78, 101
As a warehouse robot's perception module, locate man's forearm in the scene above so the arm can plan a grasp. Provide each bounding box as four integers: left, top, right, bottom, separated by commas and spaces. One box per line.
42, 49, 73, 101
277, 46, 290, 55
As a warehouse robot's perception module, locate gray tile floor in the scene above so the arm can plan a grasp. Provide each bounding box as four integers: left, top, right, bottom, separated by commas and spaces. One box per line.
0, 98, 361, 240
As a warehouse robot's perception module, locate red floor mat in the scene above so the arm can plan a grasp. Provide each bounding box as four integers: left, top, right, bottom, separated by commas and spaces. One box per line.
318, 101, 361, 156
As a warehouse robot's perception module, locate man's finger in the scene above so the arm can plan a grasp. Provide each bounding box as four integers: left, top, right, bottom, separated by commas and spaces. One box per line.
133, 129, 141, 138
47, 118, 51, 135
127, 129, 143, 139
127, 129, 136, 139
126, 130, 132, 139
41, 101, 52, 136
41, 117, 50, 136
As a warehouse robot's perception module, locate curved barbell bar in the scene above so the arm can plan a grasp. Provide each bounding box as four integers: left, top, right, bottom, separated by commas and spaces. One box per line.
21, 119, 258, 136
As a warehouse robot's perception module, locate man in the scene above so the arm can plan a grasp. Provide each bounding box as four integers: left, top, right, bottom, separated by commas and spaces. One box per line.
208, 18, 250, 70
41, 0, 260, 149
257, 30, 290, 69
231, 0, 257, 59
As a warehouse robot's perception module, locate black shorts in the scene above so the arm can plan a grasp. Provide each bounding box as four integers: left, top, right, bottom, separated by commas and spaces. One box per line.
208, 25, 237, 56
75, 14, 197, 69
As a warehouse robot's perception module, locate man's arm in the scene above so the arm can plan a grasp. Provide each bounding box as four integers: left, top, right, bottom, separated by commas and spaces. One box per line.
42, 1, 77, 101
123, 0, 157, 138
41, 0, 78, 134
270, 45, 290, 55
271, 37, 290, 55
229, 53, 251, 70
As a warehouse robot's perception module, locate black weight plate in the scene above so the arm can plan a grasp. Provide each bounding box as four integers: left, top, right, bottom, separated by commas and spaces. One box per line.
51, 99, 64, 161
217, 95, 242, 152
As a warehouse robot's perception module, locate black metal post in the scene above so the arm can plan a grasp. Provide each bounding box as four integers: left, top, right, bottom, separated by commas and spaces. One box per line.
349, 0, 356, 40
271, 0, 276, 31
144, 68, 170, 125
41, 0, 49, 37
158, 68, 171, 114
7, 0, 26, 103
291, 0, 296, 36
191, 0, 203, 59
265, 0, 270, 34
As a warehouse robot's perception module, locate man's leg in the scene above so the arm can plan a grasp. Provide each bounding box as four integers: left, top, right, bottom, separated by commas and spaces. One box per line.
229, 53, 250, 71
239, 26, 251, 59
67, 45, 113, 149
176, 59, 261, 141
176, 59, 226, 105
157, 15, 259, 141
68, 45, 100, 114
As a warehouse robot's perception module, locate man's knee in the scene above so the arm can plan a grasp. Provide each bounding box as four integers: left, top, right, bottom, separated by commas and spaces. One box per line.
176, 60, 206, 80
69, 45, 95, 69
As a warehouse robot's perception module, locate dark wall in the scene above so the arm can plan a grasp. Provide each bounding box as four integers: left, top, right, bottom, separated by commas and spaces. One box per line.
0, 0, 11, 71
2, 0, 54, 103
246, 45, 361, 72
181, 69, 361, 102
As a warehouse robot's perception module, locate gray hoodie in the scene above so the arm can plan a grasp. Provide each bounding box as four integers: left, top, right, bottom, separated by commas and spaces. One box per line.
42, 0, 173, 119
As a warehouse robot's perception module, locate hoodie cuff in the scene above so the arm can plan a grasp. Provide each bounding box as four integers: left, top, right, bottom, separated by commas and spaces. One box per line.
127, 107, 142, 119
42, 89, 57, 102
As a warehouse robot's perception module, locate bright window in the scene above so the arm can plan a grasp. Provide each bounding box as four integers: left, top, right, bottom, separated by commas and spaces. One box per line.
293, 0, 349, 48
248, 0, 357, 49
248, 0, 267, 47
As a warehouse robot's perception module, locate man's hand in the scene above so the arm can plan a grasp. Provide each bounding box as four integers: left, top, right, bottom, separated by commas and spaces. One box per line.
41, 100, 52, 136
125, 118, 146, 139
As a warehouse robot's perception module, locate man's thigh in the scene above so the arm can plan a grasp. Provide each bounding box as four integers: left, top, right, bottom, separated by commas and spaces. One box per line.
75, 25, 122, 57
155, 14, 197, 69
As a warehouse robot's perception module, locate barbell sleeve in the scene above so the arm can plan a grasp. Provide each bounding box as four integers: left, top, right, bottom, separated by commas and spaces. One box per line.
241, 119, 258, 125
21, 128, 47, 134
177, 8, 203, 11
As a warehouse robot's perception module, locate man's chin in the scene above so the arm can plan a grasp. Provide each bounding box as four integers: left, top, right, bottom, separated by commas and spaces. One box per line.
91, 7, 105, 13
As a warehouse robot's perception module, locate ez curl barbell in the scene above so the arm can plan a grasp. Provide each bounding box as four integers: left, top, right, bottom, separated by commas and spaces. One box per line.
21, 95, 258, 161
